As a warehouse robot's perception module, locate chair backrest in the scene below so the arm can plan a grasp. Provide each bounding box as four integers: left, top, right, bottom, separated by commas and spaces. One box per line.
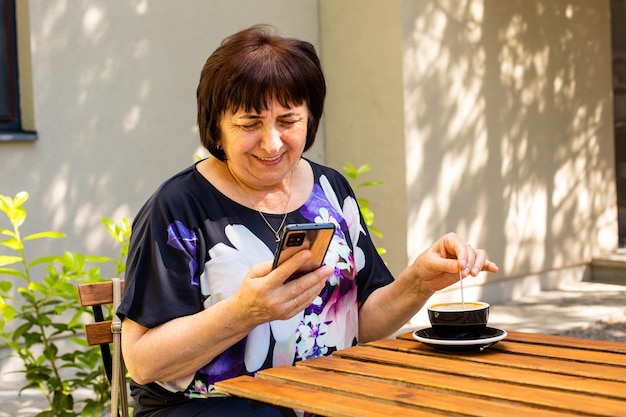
78, 279, 129, 417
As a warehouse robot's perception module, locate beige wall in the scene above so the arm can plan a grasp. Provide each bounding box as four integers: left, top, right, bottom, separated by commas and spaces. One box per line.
319, 1, 409, 275
0, 0, 618, 303
0, 0, 323, 276
320, 0, 616, 302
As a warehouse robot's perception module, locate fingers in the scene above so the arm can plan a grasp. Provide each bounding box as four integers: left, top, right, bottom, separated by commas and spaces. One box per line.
270, 249, 313, 285
285, 264, 332, 314
263, 249, 331, 316
441, 233, 498, 277
247, 260, 273, 278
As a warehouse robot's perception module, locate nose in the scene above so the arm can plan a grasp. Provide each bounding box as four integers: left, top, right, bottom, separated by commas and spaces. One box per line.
259, 123, 283, 154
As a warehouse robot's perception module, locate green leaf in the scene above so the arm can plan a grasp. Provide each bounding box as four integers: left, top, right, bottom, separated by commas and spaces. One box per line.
17, 288, 36, 304
52, 390, 74, 413
0, 228, 16, 237
100, 217, 120, 238
62, 252, 86, 271
13, 191, 29, 207
35, 314, 52, 327
0, 281, 12, 292
70, 337, 88, 347
24, 232, 66, 241
342, 162, 358, 179
67, 310, 84, 329
24, 332, 43, 347
0, 255, 23, 267
0, 237, 22, 250
0, 303, 17, 321
44, 345, 59, 361
56, 281, 76, 295
10, 207, 27, 227
28, 282, 48, 293
355, 164, 372, 175
358, 180, 385, 188
0, 195, 10, 213
28, 256, 64, 267
86, 267, 102, 282
12, 322, 32, 340
85, 255, 114, 263
360, 207, 374, 224
101, 216, 132, 245
81, 399, 106, 417
52, 304, 70, 316
18, 381, 40, 394
0, 267, 25, 278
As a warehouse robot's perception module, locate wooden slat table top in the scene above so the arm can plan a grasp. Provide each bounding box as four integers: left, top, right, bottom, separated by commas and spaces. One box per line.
333, 344, 626, 400
364, 338, 626, 382
215, 330, 626, 417
494, 330, 626, 353
297, 355, 625, 417
397, 330, 626, 364
216, 375, 442, 417
261, 364, 580, 417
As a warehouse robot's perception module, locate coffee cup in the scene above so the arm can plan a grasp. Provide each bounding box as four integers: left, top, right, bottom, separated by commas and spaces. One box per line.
427, 301, 489, 339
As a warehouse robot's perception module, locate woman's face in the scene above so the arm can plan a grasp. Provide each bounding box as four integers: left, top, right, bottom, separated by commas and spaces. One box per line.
218, 100, 308, 190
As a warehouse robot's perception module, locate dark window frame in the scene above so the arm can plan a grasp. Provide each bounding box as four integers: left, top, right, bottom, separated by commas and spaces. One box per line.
0, 0, 34, 141
0, 0, 20, 131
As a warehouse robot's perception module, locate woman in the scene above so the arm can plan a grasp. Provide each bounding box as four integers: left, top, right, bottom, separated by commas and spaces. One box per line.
117, 24, 498, 417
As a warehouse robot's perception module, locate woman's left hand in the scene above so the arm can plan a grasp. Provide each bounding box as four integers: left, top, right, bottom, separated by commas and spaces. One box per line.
358, 232, 498, 342
411, 232, 499, 293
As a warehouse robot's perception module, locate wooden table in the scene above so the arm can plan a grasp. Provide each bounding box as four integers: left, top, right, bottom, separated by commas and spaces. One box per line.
215, 330, 626, 416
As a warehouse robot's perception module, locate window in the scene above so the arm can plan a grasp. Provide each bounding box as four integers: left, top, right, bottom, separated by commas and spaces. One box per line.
0, 0, 34, 141
0, 0, 20, 132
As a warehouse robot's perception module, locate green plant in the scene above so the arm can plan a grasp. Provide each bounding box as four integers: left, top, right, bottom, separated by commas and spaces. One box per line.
342, 162, 386, 255
0, 192, 131, 416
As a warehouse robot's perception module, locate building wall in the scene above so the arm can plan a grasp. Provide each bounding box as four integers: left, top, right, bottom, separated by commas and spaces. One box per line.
319, 1, 409, 276
0, 1, 618, 304
320, 0, 616, 308
1, 0, 323, 277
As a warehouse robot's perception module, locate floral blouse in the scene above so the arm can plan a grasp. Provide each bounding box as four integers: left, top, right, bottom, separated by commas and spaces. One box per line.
117, 159, 393, 406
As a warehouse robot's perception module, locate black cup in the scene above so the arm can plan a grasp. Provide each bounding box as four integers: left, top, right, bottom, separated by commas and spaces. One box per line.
427, 301, 489, 339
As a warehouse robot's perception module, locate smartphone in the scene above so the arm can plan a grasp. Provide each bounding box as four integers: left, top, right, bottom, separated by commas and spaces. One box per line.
272, 223, 335, 282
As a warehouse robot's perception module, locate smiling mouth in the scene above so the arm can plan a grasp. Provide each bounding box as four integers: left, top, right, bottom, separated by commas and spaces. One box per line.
256, 154, 283, 162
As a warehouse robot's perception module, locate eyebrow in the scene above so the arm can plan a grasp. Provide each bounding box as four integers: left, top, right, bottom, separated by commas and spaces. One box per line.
234, 110, 303, 120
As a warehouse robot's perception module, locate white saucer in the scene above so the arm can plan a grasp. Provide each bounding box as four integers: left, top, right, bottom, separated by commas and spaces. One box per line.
412, 327, 507, 352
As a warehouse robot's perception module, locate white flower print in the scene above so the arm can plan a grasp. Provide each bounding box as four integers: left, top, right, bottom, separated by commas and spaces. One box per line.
202, 224, 304, 373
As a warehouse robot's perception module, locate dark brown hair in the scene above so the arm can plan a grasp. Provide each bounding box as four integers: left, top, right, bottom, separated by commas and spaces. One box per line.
197, 25, 326, 160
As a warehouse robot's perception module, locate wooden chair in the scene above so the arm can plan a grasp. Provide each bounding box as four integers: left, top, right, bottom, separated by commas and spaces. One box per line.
78, 278, 129, 417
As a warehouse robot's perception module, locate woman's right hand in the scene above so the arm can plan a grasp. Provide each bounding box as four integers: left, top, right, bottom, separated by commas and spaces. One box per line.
233, 249, 331, 324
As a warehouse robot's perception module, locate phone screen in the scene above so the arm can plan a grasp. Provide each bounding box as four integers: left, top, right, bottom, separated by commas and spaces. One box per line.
272, 223, 335, 281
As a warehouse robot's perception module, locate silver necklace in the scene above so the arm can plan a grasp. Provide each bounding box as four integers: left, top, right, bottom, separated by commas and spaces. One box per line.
228, 165, 293, 242
249, 196, 290, 242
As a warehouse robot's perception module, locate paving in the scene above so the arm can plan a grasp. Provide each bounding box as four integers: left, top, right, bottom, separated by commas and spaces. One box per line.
488, 280, 626, 340
1, 280, 625, 416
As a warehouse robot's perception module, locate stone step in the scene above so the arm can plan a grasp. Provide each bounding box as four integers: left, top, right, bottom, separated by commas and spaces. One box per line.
590, 251, 626, 285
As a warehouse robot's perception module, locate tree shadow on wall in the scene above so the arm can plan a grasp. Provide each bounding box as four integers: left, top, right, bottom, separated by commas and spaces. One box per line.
402, 0, 613, 289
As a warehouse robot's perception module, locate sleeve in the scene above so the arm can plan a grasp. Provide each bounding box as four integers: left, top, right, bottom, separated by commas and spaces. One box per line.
117, 183, 206, 329
354, 213, 394, 303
